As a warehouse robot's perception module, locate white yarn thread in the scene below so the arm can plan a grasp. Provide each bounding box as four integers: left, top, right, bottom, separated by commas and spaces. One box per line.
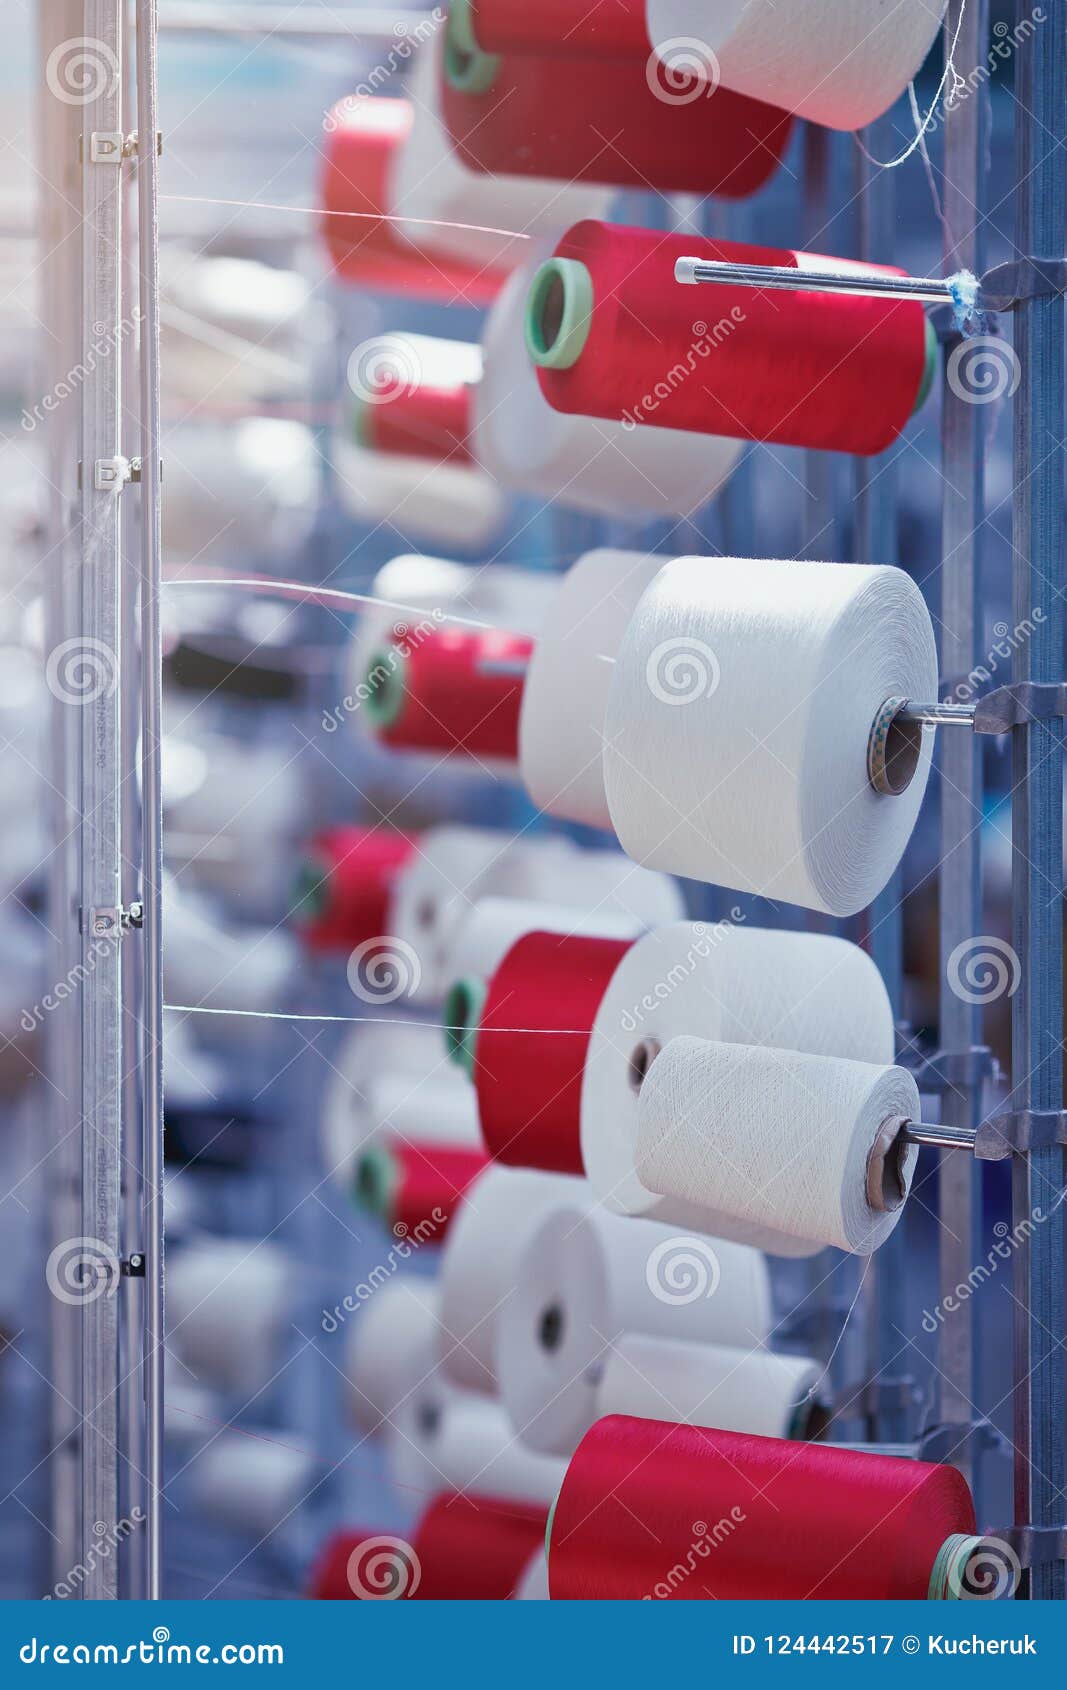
635, 1035, 920, 1256
496, 1206, 772, 1455
645, 0, 950, 132
345, 1278, 442, 1434
387, 1373, 566, 1506
596, 1334, 822, 1440
167, 1239, 293, 1398
519, 548, 665, 830
333, 432, 505, 550
603, 556, 938, 916
439, 1166, 590, 1394
581, 921, 894, 1241
189, 1434, 313, 1540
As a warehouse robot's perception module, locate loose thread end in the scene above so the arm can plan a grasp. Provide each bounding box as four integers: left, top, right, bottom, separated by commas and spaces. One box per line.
947, 268, 983, 333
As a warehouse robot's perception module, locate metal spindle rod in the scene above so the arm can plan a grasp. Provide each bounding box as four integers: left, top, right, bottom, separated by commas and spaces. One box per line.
1010, 0, 1066, 1600
675, 256, 960, 307
156, 4, 428, 40
135, 0, 165, 1602
80, 0, 126, 1599
900, 1121, 981, 1152
897, 702, 976, 726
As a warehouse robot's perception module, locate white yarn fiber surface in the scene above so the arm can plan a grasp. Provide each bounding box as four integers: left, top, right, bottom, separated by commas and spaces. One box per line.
645, 0, 949, 131
636, 1035, 920, 1255
438, 1166, 590, 1393
496, 1205, 771, 1454
388, 1373, 566, 1506
581, 920, 894, 1245
519, 547, 664, 829
345, 1278, 442, 1434
597, 1333, 822, 1439
603, 556, 938, 915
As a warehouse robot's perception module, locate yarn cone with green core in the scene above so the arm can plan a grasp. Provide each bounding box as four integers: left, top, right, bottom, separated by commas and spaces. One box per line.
444, 0, 500, 94
361, 645, 408, 730
443, 976, 487, 1075
524, 259, 595, 371
290, 852, 333, 924
354, 1144, 398, 1219
524, 255, 937, 423
912, 315, 939, 416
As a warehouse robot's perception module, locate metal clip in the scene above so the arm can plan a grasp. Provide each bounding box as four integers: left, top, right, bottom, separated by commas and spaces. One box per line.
121, 1254, 146, 1279
84, 903, 142, 940
88, 132, 124, 164
94, 457, 131, 493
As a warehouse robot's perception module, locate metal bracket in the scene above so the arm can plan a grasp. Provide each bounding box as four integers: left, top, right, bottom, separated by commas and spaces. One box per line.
87, 132, 125, 165
988, 1525, 1067, 1569
916, 1419, 1008, 1466
121, 131, 164, 158
974, 1108, 1067, 1161
981, 257, 1067, 312
972, 681, 1067, 734
83, 902, 143, 940
121, 1254, 146, 1279
908, 1046, 997, 1093
94, 457, 132, 493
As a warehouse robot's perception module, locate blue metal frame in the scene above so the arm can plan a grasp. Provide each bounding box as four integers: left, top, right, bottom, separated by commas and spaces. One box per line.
1010, 0, 1066, 1603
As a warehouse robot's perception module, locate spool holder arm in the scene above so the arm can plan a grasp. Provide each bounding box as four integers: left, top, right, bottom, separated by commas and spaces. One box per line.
889, 1110, 1067, 1166
868, 1110, 1067, 1219
867, 684, 1067, 794
674, 255, 1067, 315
